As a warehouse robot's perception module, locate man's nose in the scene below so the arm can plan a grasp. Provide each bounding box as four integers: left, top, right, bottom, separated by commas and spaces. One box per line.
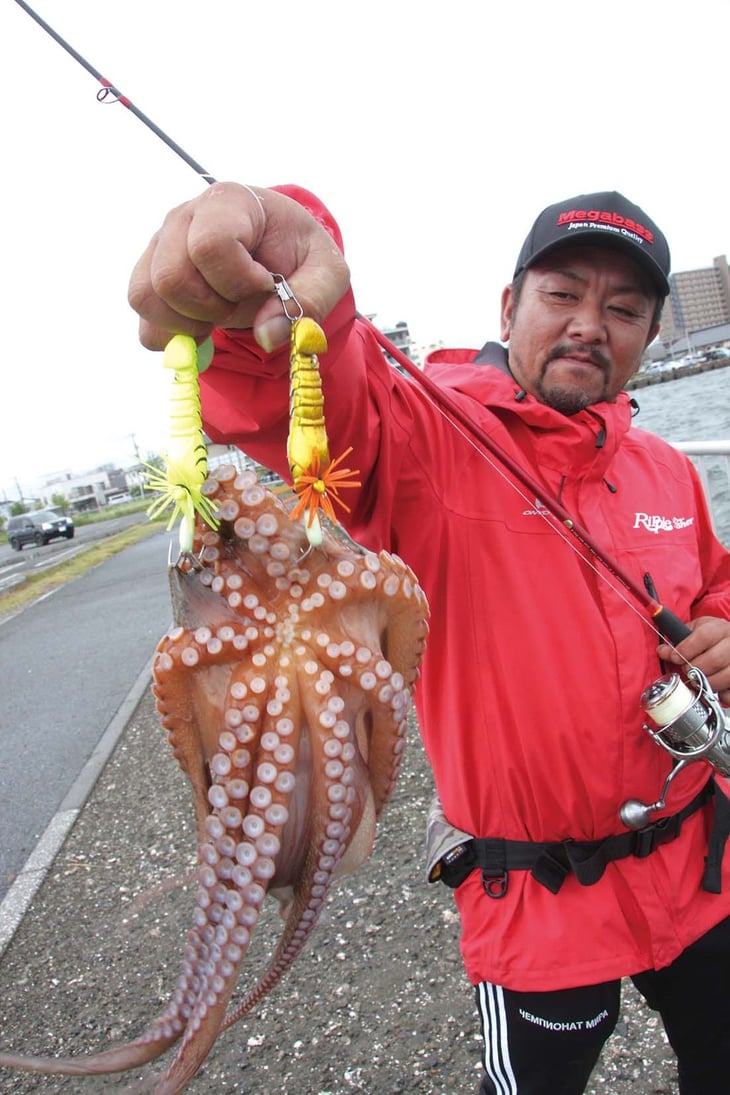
566, 299, 606, 343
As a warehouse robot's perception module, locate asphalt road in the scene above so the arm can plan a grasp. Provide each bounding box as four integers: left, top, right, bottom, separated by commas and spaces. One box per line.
0, 527, 173, 903
0, 512, 145, 591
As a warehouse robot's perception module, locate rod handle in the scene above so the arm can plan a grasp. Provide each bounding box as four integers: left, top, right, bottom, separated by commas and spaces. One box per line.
653, 606, 692, 646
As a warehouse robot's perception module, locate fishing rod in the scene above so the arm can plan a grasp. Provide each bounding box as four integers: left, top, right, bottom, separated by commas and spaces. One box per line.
13, 0, 215, 184
368, 335, 692, 643
13, 0, 690, 646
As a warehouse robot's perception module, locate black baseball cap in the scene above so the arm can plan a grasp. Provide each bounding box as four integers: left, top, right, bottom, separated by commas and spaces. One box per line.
514, 191, 671, 298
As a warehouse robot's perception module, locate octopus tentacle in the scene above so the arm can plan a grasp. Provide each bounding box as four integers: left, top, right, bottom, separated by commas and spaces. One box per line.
221, 675, 376, 1030
0, 464, 428, 1092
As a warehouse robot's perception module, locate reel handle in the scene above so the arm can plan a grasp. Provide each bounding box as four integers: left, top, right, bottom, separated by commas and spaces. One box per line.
620, 758, 690, 828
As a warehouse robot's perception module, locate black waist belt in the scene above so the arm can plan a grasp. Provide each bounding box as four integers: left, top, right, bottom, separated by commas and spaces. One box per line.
439, 783, 719, 897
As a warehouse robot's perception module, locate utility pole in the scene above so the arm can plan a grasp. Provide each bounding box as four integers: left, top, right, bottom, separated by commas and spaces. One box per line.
128, 433, 144, 498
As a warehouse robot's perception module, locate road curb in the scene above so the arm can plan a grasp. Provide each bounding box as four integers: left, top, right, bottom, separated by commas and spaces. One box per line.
0, 657, 155, 959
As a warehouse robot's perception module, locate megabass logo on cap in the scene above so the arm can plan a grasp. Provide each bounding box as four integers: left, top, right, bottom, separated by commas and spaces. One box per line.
557, 209, 655, 245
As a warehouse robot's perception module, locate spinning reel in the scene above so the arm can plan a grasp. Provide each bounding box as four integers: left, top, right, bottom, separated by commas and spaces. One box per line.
620, 668, 730, 829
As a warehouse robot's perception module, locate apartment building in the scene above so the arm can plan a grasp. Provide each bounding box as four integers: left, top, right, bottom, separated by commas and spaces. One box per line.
661, 254, 730, 345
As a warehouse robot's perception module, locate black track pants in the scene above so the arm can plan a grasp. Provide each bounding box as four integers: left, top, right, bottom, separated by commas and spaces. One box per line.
475, 915, 730, 1095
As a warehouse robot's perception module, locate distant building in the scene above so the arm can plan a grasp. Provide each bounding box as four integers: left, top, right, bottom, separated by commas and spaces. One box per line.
663, 321, 730, 360
206, 441, 255, 475
368, 316, 417, 370
42, 465, 135, 513
367, 316, 447, 372
660, 255, 730, 347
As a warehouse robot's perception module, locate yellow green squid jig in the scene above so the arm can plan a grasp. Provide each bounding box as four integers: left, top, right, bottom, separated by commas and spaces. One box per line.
144, 334, 219, 557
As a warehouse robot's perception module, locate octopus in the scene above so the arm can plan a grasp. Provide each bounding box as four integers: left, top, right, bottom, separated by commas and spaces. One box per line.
0, 463, 429, 1092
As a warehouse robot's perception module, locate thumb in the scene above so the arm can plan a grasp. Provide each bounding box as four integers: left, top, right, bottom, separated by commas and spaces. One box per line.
252, 235, 351, 351
254, 309, 294, 353
656, 641, 684, 665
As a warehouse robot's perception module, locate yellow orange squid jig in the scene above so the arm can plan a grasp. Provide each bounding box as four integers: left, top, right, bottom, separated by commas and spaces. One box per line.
276, 274, 360, 547
145, 274, 359, 558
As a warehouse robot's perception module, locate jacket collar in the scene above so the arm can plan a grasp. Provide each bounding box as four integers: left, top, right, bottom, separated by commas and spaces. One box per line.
422, 342, 635, 478
473, 340, 512, 373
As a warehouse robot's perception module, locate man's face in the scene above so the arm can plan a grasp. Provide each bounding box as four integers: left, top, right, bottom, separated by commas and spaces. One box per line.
501, 244, 660, 415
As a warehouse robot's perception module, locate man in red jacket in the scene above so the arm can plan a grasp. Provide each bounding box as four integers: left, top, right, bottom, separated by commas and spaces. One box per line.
130, 183, 730, 1094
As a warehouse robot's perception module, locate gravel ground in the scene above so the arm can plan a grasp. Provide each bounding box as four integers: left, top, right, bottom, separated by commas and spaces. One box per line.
0, 693, 679, 1094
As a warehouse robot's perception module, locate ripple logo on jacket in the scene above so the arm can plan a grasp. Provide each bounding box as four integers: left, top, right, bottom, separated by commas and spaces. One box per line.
633, 512, 695, 533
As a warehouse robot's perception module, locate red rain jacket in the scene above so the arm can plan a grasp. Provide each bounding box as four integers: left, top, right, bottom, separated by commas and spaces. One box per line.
199, 186, 730, 990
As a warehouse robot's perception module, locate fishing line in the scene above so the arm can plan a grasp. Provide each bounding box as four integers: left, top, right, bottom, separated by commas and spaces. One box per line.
370, 331, 693, 646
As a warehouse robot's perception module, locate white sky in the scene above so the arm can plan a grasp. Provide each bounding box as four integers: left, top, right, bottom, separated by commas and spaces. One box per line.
2, 0, 729, 502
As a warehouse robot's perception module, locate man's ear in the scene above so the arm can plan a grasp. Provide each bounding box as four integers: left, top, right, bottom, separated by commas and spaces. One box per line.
501, 285, 514, 342
644, 320, 661, 350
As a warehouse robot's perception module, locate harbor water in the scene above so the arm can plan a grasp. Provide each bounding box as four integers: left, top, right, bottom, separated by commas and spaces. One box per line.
629, 367, 730, 545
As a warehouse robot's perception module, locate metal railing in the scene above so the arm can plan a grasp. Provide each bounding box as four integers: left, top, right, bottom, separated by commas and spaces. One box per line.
208, 440, 730, 547
672, 441, 730, 545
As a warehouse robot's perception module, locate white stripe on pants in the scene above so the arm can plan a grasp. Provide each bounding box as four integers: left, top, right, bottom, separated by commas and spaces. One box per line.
477, 981, 518, 1094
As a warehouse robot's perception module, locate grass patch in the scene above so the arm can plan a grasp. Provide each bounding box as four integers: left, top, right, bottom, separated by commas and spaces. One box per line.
71, 500, 150, 527
0, 520, 165, 620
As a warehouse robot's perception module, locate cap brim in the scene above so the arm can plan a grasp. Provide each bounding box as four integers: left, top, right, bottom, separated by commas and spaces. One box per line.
520, 232, 669, 298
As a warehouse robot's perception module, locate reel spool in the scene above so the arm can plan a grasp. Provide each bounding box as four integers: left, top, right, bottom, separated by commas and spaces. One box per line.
620, 668, 730, 829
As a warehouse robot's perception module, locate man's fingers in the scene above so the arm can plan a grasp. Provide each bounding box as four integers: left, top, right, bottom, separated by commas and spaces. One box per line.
128, 183, 351, 350
656, 616, 730, 706
184, 186, 273, 304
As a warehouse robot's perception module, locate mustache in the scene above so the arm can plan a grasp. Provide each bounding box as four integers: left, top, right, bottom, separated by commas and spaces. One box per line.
545, 344, 610, 373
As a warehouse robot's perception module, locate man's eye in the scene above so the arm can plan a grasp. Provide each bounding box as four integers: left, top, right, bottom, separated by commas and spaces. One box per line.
610, 306, 640, 319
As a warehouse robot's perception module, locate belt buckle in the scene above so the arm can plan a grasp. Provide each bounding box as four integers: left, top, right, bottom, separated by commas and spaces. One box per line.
481, 869, 508, 899
634, 816, 670, 858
